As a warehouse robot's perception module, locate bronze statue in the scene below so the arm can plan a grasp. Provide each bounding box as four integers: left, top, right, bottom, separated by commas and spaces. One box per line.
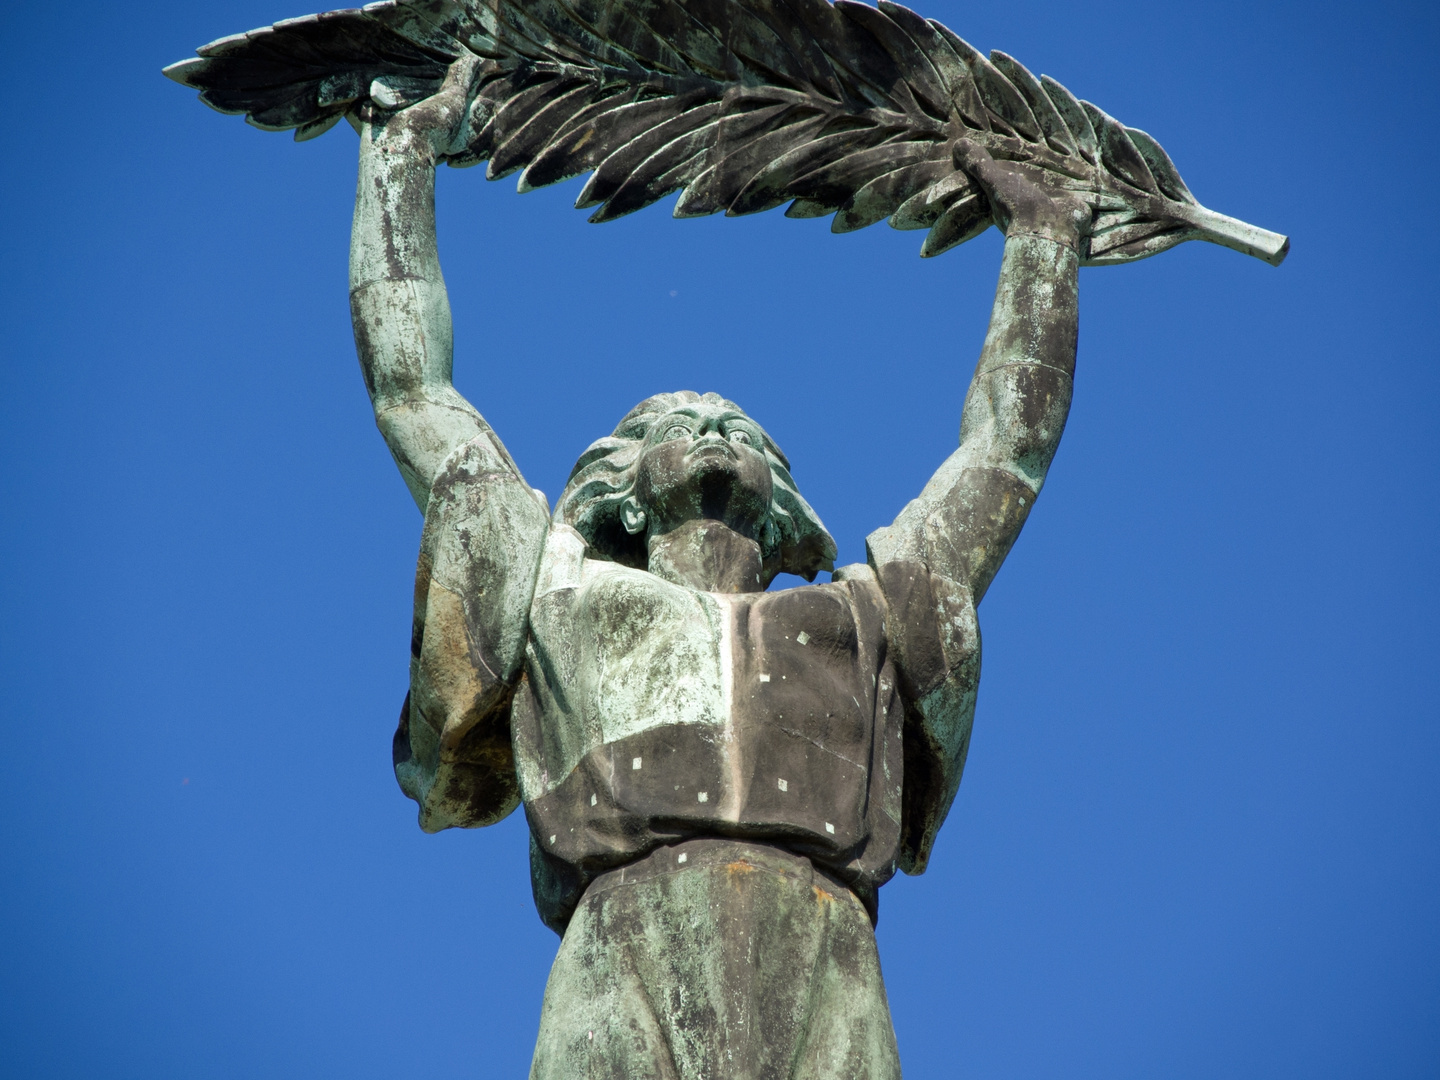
167, 2, 1286, 1075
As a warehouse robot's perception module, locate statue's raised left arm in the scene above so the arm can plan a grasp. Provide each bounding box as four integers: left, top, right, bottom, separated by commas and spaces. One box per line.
867, 144, 1086, 873
872, 146, 1082, 598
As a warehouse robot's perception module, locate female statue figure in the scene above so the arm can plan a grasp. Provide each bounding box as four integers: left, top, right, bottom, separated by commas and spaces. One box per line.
358, 55, 1081, 1077
165, 0, 1287, 1066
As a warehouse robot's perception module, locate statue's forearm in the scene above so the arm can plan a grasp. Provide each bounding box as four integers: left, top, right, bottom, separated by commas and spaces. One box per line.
349, 121, 492, 510
955, 232, 1078, 490
870, 233, 1077, 601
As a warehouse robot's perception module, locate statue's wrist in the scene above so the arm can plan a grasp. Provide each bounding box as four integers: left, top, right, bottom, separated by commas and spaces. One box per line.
369, 119, 440, 168
1003, 221, 1082, 255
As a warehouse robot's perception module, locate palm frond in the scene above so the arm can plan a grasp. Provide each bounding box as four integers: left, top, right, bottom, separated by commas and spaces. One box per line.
164, 0, 1288, 265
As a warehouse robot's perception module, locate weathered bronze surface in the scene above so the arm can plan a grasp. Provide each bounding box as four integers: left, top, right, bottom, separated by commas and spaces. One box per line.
166, 3, 1287, 1075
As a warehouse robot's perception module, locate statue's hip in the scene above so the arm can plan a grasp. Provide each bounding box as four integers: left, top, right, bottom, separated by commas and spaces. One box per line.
530, 837, 901, 1080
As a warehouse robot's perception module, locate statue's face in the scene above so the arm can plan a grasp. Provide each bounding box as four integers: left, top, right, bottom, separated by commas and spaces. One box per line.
629, 402, 774, 538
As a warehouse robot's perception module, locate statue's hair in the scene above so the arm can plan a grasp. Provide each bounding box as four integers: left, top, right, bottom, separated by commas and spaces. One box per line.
556, 391, 837, 581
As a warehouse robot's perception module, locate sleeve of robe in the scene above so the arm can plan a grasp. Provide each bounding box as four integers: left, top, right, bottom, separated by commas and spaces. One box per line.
392, 431, 551, 832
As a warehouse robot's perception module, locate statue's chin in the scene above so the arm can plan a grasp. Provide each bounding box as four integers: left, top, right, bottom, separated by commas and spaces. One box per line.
689, 454, 740, 484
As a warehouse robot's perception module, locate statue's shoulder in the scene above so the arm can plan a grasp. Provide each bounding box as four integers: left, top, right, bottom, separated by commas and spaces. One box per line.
830, 562, 878, 586
532, 524, 691, 598
742, 565, 889, 658
830, 556, 980, 704
530, 525, 719, 651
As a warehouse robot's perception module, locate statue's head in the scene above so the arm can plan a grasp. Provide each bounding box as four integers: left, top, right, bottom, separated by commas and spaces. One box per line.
557, 391, 836, 585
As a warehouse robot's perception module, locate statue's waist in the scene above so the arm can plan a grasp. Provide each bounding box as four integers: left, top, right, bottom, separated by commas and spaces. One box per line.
582, 837, 878, 924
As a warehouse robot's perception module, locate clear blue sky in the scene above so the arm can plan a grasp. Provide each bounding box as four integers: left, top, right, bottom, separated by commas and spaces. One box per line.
1, 1, 1436, 1077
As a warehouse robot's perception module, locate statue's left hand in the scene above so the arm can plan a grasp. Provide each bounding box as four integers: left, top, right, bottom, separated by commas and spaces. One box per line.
359, 52, 483, 166
953, 140, 1091, 251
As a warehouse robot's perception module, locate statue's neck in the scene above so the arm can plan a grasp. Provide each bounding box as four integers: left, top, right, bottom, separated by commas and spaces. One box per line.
646, 519, 766, 594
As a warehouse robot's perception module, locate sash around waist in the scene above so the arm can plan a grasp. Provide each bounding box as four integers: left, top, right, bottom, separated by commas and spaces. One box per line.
583, 837, 879, 925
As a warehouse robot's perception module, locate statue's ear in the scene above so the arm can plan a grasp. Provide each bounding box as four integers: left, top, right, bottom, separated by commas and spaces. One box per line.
620, 496, 647, 536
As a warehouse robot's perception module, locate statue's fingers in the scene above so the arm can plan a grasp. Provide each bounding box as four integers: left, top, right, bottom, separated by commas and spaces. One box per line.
950, 143, 1001, 198
438, 50, 483, 99
951, 139, 993, 175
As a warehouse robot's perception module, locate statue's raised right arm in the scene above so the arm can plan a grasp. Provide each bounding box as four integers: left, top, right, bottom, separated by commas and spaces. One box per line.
349, 53, 510, 511
351, 53, 549, 834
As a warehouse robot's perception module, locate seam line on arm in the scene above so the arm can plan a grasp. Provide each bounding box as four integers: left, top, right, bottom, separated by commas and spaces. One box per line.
350, 274, 440, 294
974, 357, 1076, 379
1003, 229, 1083, 256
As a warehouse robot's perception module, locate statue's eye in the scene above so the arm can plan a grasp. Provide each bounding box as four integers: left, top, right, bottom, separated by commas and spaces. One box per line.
728, 429, 752, 445
663, 424, 691, 441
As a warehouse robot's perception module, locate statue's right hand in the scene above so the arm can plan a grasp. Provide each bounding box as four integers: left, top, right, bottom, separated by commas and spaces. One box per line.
360, 52, 482, 166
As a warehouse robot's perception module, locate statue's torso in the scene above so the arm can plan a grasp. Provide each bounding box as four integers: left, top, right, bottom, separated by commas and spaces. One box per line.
513, 524, 905, 925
